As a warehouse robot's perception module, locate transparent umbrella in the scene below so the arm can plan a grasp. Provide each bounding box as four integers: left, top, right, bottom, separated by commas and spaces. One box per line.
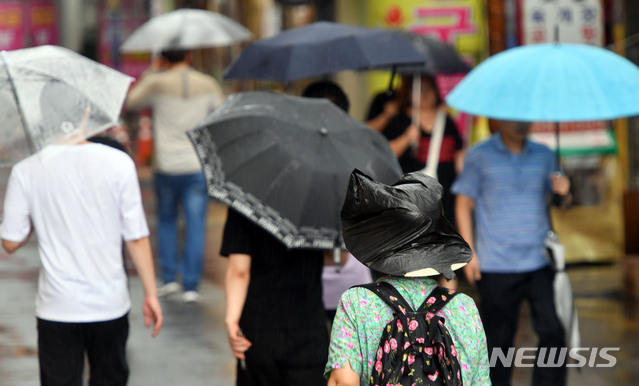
0, 45, 133, 166
120, 8, 252, 53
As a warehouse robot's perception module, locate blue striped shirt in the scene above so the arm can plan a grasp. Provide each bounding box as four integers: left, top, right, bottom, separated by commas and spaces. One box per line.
452, 133, 556, 273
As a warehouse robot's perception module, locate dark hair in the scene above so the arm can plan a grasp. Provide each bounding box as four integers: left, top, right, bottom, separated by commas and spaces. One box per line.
302, 80, 350, 113
397, 74, 443, 110
160, 49, 187, 63
88, 135, 128, 154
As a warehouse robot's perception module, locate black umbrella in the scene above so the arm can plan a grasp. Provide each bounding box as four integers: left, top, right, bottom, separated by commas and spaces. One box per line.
395, 31, 470, 76
187, 91, 403, 250
222, 21, 425, 83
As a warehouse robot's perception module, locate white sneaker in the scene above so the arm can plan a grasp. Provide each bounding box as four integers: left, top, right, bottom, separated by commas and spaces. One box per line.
157, 282, 181, 297
182, 291, 200, 303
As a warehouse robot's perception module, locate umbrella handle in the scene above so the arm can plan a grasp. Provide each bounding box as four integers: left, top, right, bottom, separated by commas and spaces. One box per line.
333, 247, 342, 273
411, 74, 421, 128
387, 65, 397, 91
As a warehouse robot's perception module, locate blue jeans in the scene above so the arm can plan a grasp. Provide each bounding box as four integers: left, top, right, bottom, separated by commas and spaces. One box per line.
154, 172, 208, 292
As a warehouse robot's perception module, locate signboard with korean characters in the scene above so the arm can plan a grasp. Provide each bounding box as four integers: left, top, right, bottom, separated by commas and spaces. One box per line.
521, 0, 603, 46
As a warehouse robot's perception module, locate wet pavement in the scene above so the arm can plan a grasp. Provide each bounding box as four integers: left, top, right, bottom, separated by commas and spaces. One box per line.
1, 165, 638, 385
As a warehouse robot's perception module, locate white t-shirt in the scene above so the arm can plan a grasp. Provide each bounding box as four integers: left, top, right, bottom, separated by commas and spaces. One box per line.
0, 144, 149, 322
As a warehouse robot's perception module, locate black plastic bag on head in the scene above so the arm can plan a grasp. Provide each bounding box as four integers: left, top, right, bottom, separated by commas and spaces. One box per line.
340, 169, 471, 280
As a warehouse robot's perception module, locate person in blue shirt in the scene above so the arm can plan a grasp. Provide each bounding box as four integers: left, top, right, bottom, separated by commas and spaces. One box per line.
452, 120, 571, 386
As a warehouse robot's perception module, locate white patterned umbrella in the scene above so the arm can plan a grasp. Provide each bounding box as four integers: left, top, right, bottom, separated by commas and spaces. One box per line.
120, 9, 252, 53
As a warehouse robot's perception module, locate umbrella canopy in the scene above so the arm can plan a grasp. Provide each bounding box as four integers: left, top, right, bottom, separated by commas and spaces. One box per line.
222, 21, 426, 82
187, 91, 403, 249
0, 45, 133, 166
120, 8, 252, 53
396, 31, 470, 76
446, 43, 639, 122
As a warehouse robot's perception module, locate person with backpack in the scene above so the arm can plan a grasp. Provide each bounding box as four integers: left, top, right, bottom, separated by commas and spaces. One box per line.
324, 170, 490, 385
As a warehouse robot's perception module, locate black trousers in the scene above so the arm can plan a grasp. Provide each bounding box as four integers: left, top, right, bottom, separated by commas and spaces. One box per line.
37, 313, 130, 386
236, 327, 329, 386
477, 267, 567, 386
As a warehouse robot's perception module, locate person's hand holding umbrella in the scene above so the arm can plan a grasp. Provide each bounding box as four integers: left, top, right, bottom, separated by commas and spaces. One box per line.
551, 172, 572, 208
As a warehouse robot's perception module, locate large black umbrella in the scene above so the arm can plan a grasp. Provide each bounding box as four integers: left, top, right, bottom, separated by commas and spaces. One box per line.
222, 21, 425, 82
187, 91, 403, 250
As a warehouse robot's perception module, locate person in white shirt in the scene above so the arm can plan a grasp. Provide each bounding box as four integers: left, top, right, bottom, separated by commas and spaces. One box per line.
1, 141, 163, 385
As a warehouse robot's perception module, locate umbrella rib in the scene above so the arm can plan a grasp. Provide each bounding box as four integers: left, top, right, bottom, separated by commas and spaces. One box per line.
1, 51, 36, 154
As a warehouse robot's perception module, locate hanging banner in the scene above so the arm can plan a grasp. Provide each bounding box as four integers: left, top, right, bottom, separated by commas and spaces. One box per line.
521, 0, 603, 46
530, 121, 617, 156
27, 1, 58, 46
0, 2, 24, 50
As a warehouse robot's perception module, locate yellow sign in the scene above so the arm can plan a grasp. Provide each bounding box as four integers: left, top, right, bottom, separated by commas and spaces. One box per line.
367, 0, 487, 61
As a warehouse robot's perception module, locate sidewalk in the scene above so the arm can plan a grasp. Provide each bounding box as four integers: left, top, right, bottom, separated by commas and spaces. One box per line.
0, 237, 235, 386
1, 166, 639, 385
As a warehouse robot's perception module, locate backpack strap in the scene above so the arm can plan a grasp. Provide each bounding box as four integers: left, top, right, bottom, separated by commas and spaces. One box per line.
354, 281, 416, 315
416, 286, 458, 314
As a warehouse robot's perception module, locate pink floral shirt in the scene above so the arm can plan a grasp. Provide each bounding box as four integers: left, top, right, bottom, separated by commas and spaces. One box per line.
324, 276, 490, 385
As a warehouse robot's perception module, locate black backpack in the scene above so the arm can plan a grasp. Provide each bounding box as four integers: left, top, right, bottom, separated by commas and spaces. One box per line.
355, 281, 463, 385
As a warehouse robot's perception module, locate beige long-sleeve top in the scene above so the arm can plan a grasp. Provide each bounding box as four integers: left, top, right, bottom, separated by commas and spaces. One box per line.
126, 65, 225, 174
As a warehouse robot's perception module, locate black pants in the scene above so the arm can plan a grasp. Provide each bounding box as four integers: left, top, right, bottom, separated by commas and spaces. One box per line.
236, 327, 329, 386
477, 267, 567, 386
37, 314, 130, 386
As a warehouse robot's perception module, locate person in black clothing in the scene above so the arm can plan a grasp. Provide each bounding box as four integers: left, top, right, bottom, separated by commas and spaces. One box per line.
220, 209, 329, 386
365, 75, 464, 228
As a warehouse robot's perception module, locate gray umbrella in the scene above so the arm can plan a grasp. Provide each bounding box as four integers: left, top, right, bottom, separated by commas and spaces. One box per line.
187, 91, 403, 250
120, 9, 252, 53
396, 31, 470, 76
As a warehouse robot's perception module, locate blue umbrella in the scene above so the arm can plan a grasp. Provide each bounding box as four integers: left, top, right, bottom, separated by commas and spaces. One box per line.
446, 43, 639, 122
443, 43, 639, 352
223, 21, 425, 82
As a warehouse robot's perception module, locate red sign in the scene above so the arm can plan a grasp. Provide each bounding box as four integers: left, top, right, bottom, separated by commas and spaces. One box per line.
98, 0, 151, 79
0, 2, 23, 50
27, 1, 58, 46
